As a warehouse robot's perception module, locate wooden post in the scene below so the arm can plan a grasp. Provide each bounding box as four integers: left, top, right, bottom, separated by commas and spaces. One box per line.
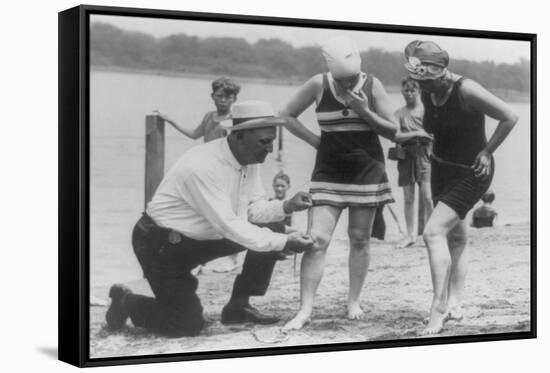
276, 126, 284, 163
144, 115, 165, 209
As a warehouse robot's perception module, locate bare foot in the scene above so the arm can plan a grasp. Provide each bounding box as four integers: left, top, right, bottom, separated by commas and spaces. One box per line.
447, 306, 464, 321
347, 303, 365, 320
419, 308, 448, 336
283, 311, 311, 331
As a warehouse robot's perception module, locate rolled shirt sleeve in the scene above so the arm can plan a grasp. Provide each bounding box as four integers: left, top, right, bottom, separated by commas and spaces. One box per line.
182, 170, 287, 252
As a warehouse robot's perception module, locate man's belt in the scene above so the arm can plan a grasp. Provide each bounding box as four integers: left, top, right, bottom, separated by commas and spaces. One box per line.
138, 213, 183, 244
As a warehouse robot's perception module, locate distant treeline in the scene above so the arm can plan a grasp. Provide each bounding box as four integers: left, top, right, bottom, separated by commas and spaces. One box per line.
91, 22, 530, 92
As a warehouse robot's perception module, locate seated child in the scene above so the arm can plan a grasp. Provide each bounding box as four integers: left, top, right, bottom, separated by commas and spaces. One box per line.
271, 171, 296, 233
471, 190, 497, 228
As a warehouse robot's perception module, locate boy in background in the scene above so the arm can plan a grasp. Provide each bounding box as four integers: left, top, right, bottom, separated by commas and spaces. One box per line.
393, 78, 433, 247
157, 76, 240, 142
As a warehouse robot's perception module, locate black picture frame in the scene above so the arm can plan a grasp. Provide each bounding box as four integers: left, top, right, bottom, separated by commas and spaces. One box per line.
59, 4, 537, 368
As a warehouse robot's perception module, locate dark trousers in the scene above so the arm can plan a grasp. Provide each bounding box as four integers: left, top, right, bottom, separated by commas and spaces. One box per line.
124, 214, 281, 337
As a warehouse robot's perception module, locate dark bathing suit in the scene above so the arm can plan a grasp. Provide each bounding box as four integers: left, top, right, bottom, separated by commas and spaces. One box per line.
422, 77, 494, 219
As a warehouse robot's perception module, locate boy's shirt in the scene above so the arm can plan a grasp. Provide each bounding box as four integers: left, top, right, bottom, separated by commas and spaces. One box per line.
394, 105, 425, 133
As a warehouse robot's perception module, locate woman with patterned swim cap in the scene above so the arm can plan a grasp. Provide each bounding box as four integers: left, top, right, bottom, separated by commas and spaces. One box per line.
404, 40, 519, 335
280, 36, 397, 330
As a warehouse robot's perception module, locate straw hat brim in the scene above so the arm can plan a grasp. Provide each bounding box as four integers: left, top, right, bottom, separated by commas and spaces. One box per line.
221, 117, 287, 131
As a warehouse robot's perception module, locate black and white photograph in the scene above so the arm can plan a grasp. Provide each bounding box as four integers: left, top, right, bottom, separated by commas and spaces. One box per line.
57, 3, 535, 367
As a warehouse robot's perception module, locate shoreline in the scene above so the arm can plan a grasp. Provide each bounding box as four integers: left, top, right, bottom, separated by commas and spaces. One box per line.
91, 64, 305, 87
91, 65, 530, 102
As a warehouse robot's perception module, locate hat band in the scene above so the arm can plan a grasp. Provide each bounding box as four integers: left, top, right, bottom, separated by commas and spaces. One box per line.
233, 116, 273, 126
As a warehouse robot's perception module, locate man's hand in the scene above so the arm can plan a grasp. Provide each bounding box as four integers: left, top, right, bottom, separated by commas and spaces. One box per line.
283, 192, 312, 213
282, 232, 314, 255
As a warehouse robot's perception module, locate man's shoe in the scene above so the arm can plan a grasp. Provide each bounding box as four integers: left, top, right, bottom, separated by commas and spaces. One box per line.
221, 304, 280, 325
105, 284, 132, 330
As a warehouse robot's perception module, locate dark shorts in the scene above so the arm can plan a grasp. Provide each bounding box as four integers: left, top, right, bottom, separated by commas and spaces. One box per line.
397, 142, 431, 187
431, 157, 494, 220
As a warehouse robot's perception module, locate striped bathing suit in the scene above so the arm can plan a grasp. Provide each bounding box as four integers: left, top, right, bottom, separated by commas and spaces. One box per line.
309, 73, 394, 207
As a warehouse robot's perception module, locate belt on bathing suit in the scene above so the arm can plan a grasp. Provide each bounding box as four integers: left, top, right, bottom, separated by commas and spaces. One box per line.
430, 154, 472, 170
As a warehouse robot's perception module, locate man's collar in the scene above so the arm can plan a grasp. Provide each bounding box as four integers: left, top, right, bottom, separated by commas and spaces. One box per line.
221, 137, 244, 170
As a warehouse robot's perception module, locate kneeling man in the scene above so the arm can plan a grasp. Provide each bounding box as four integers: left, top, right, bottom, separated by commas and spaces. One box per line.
106, 101, 313, 337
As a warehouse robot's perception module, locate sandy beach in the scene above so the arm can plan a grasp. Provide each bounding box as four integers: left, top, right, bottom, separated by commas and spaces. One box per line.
90, 221, 531, 358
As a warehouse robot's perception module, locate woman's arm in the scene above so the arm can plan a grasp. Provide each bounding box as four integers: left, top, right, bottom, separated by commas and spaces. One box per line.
393, 128, 433, 143
348, 77, 397, 140
279, 75, 322, 149
461, 79, 519, 177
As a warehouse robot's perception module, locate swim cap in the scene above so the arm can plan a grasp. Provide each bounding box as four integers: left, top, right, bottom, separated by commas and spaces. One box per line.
404, 40, 449, 80
322, 36, 362, 79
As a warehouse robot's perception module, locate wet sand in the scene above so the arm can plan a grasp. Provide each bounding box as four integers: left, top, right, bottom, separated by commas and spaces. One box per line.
90, 222, 531, 358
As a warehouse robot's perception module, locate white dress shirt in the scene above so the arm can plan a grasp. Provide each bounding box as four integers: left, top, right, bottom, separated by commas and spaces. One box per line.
146, 138, 288, 252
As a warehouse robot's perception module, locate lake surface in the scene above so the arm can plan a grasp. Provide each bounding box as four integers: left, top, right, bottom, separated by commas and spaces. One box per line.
89, 70, 531, 286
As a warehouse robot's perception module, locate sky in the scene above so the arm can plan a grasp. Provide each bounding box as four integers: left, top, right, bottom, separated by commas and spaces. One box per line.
92, 14, 530, 64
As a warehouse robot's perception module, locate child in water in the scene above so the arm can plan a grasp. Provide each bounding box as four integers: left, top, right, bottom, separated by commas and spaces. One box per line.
471, 190, 497, 228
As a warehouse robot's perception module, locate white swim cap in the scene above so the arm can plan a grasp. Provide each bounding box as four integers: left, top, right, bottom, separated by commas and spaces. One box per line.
322, 36, 362, 78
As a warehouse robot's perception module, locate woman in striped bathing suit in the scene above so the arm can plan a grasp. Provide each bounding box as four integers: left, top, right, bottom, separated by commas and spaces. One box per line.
280, 36, 397, 330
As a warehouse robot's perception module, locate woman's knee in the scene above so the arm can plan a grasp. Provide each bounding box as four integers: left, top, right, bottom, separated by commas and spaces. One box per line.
310, 230, 332, 253
447, 230, 467, 249
422, 223, 446, 244
348, 228, 371, 250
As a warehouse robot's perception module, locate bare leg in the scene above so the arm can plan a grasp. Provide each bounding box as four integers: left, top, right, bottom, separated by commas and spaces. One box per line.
420, 203, 460, 336
347, 206, 376, 320
446, 220, 468, 321
398, 184, 416, 248
418, 192, 425, 236
283, 205, 342, 330
418, 180, 434, 235
386, 204, 405, 236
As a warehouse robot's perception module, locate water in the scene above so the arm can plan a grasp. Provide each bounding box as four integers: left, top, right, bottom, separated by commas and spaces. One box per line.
90, 70, 531, 286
